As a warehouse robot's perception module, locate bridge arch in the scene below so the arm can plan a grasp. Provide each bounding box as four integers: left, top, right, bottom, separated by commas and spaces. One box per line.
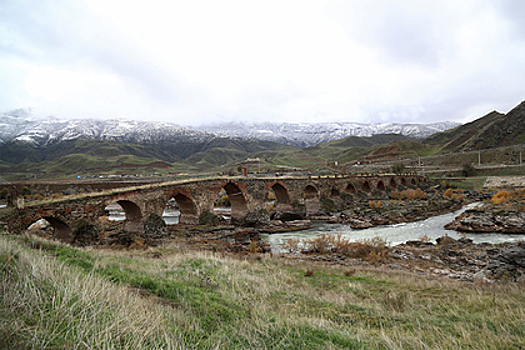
411, 178, 417, 186
389, 178, 397, 189
361, 180, 372, 192
330, 187, 341, 198
270, 182, 291, 205
103, 199, 143, 233
345, 182, 356, 194
376, 180, 385, 191
43, 216, 73, 242
304, 185, 318, 199
221, 181, 248, 223
115, 200, 142, 221
164, 190, 198, 225
400, 177, 407, 187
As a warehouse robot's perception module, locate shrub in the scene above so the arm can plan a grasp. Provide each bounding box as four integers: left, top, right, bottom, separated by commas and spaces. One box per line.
303, 234, 348, 254
443, 188, 454, 199
266, 202, 275, 211
32, 193, 44, 201
390, 190, 403, 200
281, 238, 301, 253
443, 188, 465, 202
215, 195, 231, 207
390, 188, 426, 200
418, 234, 431, 242
287, 234, 391, 264
403, 188, 426, 200
491, 190, 510, 205
451, 193, 464, 201
144, 214, 166, 236
369, 200, 383, 210
248, 240, 259, 254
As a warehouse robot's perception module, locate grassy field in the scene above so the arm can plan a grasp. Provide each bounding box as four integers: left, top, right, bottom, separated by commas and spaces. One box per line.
1, 234, 524, 349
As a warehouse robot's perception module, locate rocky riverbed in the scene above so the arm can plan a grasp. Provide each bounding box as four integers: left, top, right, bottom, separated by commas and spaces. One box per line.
444, 189, 525, 234
445, 207, 525, 234
325, 198, 465, 229
282, 236, 525, 283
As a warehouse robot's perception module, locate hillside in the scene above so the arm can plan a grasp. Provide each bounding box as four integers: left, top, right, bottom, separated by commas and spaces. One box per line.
355, 101, 525, 165
358, 140, 436, 163
253, 134, 411, 168
424, 101, 525, 153
0, 137, 292, 178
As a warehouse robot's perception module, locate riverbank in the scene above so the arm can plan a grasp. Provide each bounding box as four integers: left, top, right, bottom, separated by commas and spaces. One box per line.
281, 235, 525, 283
1, 234, 524, 349
114, 216, 525, 283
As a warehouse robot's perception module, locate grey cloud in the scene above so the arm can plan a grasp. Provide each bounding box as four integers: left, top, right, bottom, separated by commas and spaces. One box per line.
492, 0, 525, 40
329, 1, 457, 68
366, 8, 449, 67
0, 0, 180, 102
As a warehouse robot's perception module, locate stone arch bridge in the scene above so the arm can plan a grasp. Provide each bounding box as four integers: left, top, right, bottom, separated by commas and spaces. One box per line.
1, 175, 426, 243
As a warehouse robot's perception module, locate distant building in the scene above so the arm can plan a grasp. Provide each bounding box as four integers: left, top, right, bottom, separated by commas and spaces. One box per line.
240, 158, 261, 174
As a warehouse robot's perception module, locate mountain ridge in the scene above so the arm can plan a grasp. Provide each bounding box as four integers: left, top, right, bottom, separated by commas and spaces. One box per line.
424, 100, 525, 153
0, 110, 460, 149
196, 121, 460, 147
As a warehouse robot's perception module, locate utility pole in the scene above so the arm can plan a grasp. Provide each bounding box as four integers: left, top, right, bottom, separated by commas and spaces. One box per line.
478, 151, 481, 166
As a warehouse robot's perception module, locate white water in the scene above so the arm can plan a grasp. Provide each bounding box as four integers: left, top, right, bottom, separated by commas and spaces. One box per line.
262, 203, 525, 253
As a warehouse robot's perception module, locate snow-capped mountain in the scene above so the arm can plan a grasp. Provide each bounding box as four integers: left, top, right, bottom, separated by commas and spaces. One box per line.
0, 109, 459, 148
0, 110, 214, 146
196, 121, 460, 147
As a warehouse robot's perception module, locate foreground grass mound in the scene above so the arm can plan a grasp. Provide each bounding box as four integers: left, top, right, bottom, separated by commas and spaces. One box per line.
1, 234, 524, 349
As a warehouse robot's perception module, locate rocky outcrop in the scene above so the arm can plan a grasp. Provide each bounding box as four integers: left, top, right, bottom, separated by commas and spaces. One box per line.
172, 227, 271, 254
327, 199, 463, 229
445, 209, 525, 233
474, 242, 525, 281
261, 220, 312, 233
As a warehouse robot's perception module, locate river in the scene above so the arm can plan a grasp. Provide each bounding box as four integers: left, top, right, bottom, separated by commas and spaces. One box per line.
262, 203, 525, 253
107, 206, 181, 224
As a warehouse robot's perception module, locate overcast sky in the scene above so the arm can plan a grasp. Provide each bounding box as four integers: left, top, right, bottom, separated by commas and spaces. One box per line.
1, 0, 524, 126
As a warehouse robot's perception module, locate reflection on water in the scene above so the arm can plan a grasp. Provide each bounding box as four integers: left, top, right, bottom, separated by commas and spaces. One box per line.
262, 203, 525, 253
